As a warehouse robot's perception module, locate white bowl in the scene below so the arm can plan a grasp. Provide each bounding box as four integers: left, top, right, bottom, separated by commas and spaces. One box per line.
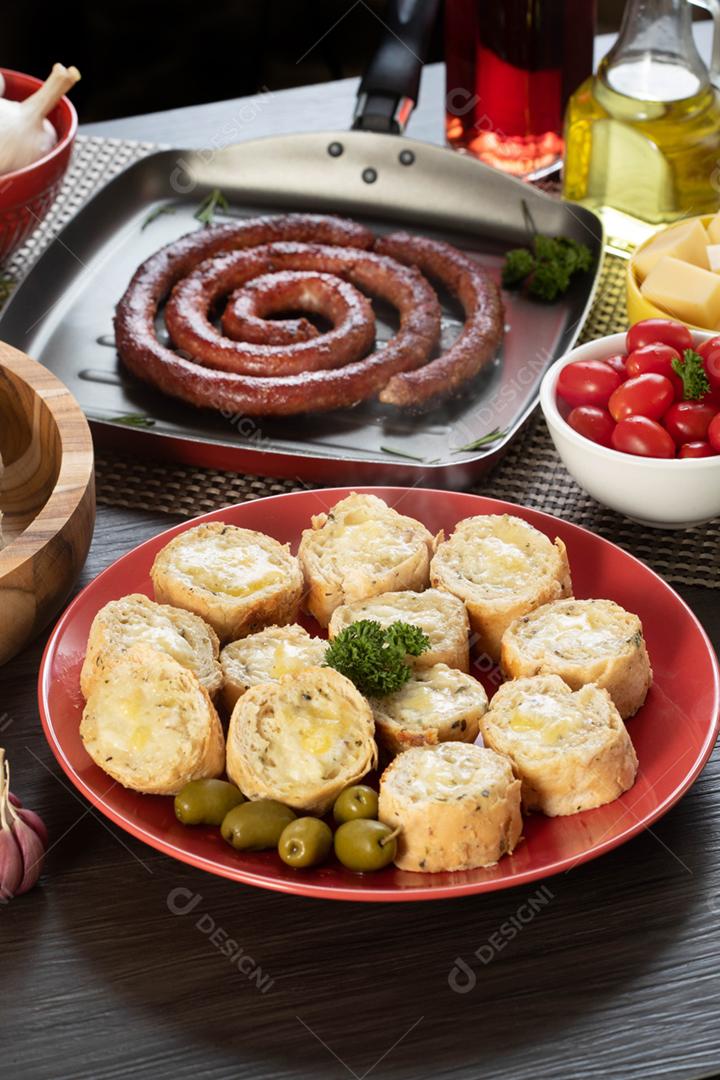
539, 331, 720, 529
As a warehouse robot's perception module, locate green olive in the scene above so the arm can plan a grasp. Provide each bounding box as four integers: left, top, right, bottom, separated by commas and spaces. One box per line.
278, 817, 333, 868
333, 819, 398, 872
174, 779, 245, 826
221, 799, 296, 851
332, 784, 379, 824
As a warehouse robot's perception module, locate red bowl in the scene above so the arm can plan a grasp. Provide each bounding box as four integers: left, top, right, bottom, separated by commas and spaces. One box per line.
0, 67, 78, 263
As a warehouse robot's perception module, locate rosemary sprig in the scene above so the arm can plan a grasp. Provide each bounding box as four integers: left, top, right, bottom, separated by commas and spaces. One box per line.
112, 414, 156, 427
451, 427, 506, 452
380, 445, 438, 463
195, 188, 230, 226
141, 204, 176, 230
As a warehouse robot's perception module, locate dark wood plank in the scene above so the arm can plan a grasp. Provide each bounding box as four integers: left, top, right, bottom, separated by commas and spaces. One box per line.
2, 505, 719, 1080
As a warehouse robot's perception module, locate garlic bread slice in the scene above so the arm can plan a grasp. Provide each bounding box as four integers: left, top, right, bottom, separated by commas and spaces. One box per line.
80, 644, 225, 795
430, 514, 572, 661
226, 666, 377, 814
378, 743, 522, 872
501, 598, 652, 719
480, 674, 638, 817
80, 593, 222, 700
151, 521, 303, 643
298, 493, 437, 627
220, 623, 327, 711
370, 663, 488, 755
329, 588, 470, 672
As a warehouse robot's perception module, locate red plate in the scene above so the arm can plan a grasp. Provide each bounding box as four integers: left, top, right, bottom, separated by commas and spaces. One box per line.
39, 487, 720, 902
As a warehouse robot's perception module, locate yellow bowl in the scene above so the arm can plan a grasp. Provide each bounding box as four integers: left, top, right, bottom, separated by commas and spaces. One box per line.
626, 214, 718, 332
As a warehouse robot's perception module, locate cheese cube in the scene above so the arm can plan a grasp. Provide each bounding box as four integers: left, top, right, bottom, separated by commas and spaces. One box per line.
641, 255, 720, 328
633, 219, 710, 281
707, 210, 720, 245
708, 244, 720, 272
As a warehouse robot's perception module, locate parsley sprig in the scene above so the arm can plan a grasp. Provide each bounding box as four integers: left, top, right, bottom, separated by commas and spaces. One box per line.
672, 348, 711, 400
502, 234, 593, 301
502, 201, 593, 301
324, 619, 430, 696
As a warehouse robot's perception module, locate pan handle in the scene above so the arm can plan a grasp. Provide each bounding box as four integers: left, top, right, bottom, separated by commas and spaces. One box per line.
352, 0, 441, 134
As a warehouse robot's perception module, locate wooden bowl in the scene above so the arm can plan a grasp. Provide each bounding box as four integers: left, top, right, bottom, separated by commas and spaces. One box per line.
0, 340, 94, 665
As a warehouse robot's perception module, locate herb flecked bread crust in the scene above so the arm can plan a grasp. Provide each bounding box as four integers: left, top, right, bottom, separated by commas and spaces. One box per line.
430, 514, 572, 661
500, 598, 652, 719
80, 644, 225, 795
298, 493, 439, 627
479, 674, 638, 817
80, 593, 222, 700
225, 666, 378, 813
328, 588, 470, 672
150, 521, 303, 643
378, 742, 522, 872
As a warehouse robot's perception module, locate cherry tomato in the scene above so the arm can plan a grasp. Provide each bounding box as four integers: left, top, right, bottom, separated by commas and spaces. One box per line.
557, 360, 623, 408
699, 344, 720, 393
567, 405, 616, 447
603, 353, 628, 377
697, 336, 720, 361
625, 343, 683, 399
679, 441, 717, 458
626, 319, 693, 355
663, 401, 718, 445
608, 373, 675, 422
612, 416, 677, 458
709, 412, 720, 452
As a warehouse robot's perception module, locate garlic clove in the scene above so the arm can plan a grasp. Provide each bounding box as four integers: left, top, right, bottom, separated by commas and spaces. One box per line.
16, 806, 48, 848
0, 749, 47, 900
11, 815, 45, 895
21, 64, 80, 125
0, 827, 23, 900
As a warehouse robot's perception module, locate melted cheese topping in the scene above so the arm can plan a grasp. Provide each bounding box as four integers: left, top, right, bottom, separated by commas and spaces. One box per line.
508, 694, 587, 747
322, 517, 419, 571
260, 690, 353, 784
91, 679, 199, 762
496, 691, 608, 752
269, 642, 322, 679
379, 665, 486, 728
119, 619, 197, 669
436, 516, 560, 599
517, 603, 632, 662
331, 589, 462, 647
385, 743, 510, 802
223, 628, 326, 690
171, 534, 285, 597
312, 497, 429, 581
458, 537, 534, 590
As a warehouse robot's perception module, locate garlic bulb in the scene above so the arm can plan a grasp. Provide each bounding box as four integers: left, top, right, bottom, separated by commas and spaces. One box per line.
0, 63, 80, 176
0, 749, 47, 901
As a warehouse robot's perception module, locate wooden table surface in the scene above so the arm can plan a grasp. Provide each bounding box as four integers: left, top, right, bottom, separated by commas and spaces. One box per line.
4, 54, 720, 1080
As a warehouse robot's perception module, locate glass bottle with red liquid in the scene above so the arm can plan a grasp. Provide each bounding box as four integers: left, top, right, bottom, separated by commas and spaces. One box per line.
445, 0, 596, 178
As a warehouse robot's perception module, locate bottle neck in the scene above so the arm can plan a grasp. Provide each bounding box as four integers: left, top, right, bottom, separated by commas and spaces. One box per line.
603, 0, 710, 101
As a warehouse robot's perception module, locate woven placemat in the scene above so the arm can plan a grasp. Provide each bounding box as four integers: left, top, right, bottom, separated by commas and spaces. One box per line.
5, 135, 719, 588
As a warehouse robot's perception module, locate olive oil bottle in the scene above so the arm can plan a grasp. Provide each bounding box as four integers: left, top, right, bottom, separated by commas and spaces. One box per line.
563, 0, 720, 250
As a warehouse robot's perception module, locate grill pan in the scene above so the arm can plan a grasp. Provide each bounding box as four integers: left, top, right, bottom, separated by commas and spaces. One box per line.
0, 1, 603, 487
